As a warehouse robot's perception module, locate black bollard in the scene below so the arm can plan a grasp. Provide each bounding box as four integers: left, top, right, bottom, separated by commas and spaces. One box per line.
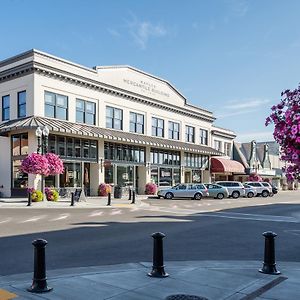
107, 192, 111, 206
131, 190, 136, 204
27, 192, 32, 207
70, 192, 75, 206
259, 231, 281, 275
128, 188, 132, 201
27, 239, 53, 293
148, 232, 169, 278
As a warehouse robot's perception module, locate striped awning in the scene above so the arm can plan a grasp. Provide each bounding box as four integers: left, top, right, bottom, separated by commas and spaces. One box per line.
211, 157, 245, 173
0, 116, 223, 155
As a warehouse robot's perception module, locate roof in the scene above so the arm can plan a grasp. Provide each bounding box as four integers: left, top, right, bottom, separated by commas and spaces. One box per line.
0, 116, 222, 155
211, 157, 245, 174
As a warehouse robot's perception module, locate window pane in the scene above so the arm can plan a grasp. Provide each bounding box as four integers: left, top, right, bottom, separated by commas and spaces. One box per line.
45, 104, 55, 118
136, 114, 143, 124
83, 140, 89, 158
12, 135, 20, 156
106, 117, 113, 128
56, 95, 68, 107
106, 107, 113, 117
76, 99, 84, 110
152, 127, 157, 136
152, 118, 157, 126
56, 107, 67, 120
114, 108, 122, 120
49, 136, 56, 153
3, 108, 10, 120
130, 122, 136, 132
45, 92, 55, 104
90, 141, 97, 159
76, 111, 84, 123
58, 137, 65, 156
86, 101, 95, 113
18, 91, 26, 104
18, 104, 26, 118
75, 139, 81, 157
114, 119, 122, 130
136, 124, 143, 133
158, 119, 164, 128
21, 134, 28, 155
130, 112, 136, 122
12, 160, 28, 188
85, 113, 95, 125
67, 138, 73, 157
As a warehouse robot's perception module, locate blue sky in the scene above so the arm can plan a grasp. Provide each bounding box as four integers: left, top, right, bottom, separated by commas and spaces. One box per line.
1, 0, 299, 142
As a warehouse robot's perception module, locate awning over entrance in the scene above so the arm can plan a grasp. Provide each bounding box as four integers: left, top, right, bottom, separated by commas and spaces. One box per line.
211, 157, 245, 173
0, 116, 223, 155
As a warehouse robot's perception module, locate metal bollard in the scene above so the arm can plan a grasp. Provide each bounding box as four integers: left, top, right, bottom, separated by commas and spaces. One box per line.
128, 188, 132, 201
27, 239, 53, 293
131, 190, 136, 204
70, 192, 75, 206
27, 192, 32, 207
259, 231, 281, 275
107, 192, 111, 206
148, 232, 169, 278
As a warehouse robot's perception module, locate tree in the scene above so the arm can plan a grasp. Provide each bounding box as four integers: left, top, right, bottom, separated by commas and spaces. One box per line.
265, 87, 300, 182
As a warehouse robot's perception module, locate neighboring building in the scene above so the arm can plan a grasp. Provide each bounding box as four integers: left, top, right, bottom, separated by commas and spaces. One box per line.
233, 140, 285, 185
0, 49, 238, 198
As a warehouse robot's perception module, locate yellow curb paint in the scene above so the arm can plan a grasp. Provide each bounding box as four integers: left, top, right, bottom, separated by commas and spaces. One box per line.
0, 289, 18, 300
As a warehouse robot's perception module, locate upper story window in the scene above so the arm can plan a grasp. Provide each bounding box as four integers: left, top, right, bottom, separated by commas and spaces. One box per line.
76, 99, 96, 125
168, 121, 180, 140
214, 140, 222, 152
130, 112, 144, 134
152, 117, 164, 137
2, 95, 10, 121
12, 133, 28, 156
18, 91, 26, 118
185, 125, 195, 143
106, 106, 123, 130
224, 142, 231, 156
45, 91, 68, 120
200, 129, 208, 145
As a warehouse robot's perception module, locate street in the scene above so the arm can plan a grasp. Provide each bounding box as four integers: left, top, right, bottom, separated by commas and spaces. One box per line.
0, 191, 300, 276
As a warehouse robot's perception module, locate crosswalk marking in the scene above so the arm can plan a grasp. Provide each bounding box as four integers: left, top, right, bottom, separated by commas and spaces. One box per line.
20, 215, 46, 223
110, 209, 122, 215
89, 211, 104, 217
0, 218, 11, 224
50, 213, 70, 221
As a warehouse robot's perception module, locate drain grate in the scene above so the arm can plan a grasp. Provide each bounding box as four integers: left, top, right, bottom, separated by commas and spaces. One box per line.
165, 295, 208, 300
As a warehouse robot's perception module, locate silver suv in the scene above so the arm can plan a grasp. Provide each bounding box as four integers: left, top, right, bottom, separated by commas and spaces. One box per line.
215, 181, 245, 198
244, 182, 272, 197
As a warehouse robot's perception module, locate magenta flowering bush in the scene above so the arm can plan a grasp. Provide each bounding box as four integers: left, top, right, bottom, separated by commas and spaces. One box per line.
266, 87, 300, 181
45, 153, 64, 175
248, 173, 262, 182
145, 183, 157, 195
98, 183, 112, 196
21, 153, 49, 175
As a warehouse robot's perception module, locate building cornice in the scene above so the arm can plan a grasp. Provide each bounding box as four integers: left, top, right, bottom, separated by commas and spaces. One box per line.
0, 60, 216, 123
211, 130, 236, 139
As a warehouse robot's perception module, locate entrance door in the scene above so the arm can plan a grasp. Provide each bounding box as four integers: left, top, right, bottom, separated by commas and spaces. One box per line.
184, 171, 192, 183
83, 163, 90, 196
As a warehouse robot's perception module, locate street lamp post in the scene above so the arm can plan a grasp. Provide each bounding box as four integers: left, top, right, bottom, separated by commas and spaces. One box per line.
35, 126, 49, 200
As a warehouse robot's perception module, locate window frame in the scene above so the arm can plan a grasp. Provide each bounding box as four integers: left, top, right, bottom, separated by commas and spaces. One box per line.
106, 106, 123, 130
200, 128, 208, 145
76, 99, 96, 125
130, 112, 144, 134
152, 117, 164, 137
2, 95, 10, 121
44, 91, 68, 120
17, 91, 26, 118
168, 121, 180, 140
185, 125, 195, 143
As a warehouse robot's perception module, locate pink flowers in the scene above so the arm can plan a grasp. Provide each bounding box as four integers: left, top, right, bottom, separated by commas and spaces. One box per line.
266, 86, 300, 181
98, 183, 112, 196
145, 183, 157, 195
21, 152, 64, 176
248, 173, 262, 182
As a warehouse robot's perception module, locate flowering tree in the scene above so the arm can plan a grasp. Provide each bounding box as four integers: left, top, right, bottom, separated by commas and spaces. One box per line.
265, 87, 300, 181
21, 153, 49, 175
248, 173, 262, 182
45, 153, 64, 175
145, 183, 157, 195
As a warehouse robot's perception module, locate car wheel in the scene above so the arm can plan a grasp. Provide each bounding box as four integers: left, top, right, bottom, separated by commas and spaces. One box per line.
262, 190, 269, 197
216, 193, 224, 199
232, 191, 240, 199
194, 193, 202, 200
247, 192, 254, 198
269, 192, 274, 197
164, 192, 173, 200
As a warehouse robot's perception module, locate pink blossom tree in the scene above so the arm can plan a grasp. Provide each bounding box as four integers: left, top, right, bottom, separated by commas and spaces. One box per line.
45, 153, 64, 175
266, 87, 300, 181
21, 153, 49, 176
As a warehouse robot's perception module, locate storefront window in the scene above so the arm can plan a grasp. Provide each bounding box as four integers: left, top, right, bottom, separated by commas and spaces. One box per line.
184, 153, 209, 169
151, 167, 158, 185
12, 133, 28, 156
59, 162, 82, 187
192, 170, 201, 183
159, 168, 172, 186
150, 148, 180, 166
174, 168, 180, 185
45, 175, 55, 187
67, 138, 73, 157
117, 166, 133, 187
12, 160, 28, 188
105, 166, 114, 184
58, 137, 65, 156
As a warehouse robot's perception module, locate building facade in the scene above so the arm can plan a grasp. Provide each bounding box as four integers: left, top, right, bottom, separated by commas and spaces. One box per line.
0, 50, 237, 197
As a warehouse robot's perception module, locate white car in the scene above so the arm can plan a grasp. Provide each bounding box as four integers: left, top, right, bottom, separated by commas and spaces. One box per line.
215, 181, 246, 198
244, 181, 272, 197
157, 183, 209, 200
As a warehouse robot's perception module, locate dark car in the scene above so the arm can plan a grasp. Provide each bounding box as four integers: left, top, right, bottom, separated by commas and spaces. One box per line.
270, 184, 278, 194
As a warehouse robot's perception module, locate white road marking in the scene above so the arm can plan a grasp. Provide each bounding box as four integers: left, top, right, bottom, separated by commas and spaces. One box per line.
89, 211, 104, 217
110, 210, 122, 215
21, 215, 46, 223
0, 218, 11, 224
130, 207, 140, 212
50, 214, 70, 221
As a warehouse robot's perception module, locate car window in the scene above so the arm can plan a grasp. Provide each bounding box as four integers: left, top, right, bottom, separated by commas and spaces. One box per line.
262, 183, 269, 187
189, 185, 197, 190
195, 184, 205, 189
218, 182, 227, 186
212, 184, 220, 189
178, 184, 187, 190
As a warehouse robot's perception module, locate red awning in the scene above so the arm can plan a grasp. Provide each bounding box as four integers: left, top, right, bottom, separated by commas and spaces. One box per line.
211, 157, 245, 174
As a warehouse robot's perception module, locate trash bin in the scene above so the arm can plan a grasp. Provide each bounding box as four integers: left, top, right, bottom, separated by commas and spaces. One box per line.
114, 185, 122, 198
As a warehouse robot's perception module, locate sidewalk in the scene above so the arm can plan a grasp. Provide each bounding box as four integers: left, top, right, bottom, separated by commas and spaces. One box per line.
0, 195, 150, 209
0, 261, 299, 299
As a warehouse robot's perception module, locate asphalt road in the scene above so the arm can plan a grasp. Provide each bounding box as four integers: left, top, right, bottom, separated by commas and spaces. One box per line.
0, 192, 300, 276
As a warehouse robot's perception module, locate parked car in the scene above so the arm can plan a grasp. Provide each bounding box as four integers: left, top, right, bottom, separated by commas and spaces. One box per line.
270, 183, 278, 194
204, 183, 229, 199
215, 181, 246, 198
242, 183, 257, 198
157, 183, 209, 200
244, 181, 272, 197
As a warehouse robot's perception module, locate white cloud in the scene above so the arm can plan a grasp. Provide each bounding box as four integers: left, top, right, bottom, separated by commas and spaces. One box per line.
236, 131, 274, 142
216, 108, 257, 119
107, 28, 120, 37
226, 0, 249, 17
224, 98, 270, 110
125, 14, 167, 49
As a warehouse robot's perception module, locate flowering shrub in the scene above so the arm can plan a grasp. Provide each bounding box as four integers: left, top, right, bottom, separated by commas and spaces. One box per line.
98, 183, 112, 196
28, 188, 43, 202
45, 187, 59, 201
21, 153, 49, 175
266, 87, 300, 181
248, 173, 263, 182
145, 183, 157, 195
45, 153, 64, 175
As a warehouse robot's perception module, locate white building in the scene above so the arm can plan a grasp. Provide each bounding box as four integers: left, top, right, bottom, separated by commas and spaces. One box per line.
0, 50, 241, 197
